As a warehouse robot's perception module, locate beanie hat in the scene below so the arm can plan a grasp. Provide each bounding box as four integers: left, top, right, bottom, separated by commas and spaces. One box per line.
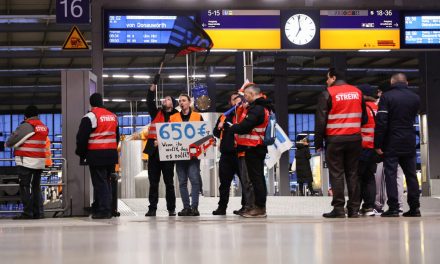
24, 105, 39, 118
357, 84, 377, 98
164, 95, 178, 108
90, 93, 103, 107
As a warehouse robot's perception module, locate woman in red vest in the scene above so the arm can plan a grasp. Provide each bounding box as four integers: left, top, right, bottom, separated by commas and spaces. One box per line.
6, 105, 48, 219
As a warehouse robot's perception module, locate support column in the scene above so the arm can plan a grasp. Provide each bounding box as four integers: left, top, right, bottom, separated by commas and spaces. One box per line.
274, 54, 290, 196
419, 51, 440, 196
243, 51, 254, 83
206, 66, 217, 112
91, 0, 103, 94
235, 52, 244, 88
62, 70, 97, 216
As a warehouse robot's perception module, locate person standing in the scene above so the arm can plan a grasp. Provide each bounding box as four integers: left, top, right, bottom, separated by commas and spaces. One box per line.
375, 73, 421, 217
357, 84, 379, 216
76, 93, 119, 219
6, 105, 48, 220
170, 94, 204, 216
212, 92, 243, 215
229, 84, 272, 218
295, 137, 316, 196
144, 74, 179, 217
315, 68, 367, 218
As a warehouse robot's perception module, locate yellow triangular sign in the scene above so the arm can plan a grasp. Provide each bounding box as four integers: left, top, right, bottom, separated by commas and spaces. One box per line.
62, 26, 89, 50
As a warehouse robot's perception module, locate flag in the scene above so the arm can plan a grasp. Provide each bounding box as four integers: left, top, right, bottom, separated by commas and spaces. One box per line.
167, 16, 214, 57
265, 124, 293, 169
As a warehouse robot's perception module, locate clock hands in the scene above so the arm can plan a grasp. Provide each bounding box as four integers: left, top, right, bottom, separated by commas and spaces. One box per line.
295, 15, 302, 37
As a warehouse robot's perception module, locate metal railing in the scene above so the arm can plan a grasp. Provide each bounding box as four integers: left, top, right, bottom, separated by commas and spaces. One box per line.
0, 158, 68, 216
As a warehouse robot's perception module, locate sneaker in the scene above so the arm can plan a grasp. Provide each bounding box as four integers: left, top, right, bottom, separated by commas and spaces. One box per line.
233, 207, 245, 215
13, 214, 33, 220
212, 207, 226, 215
373, 208, 384, 215
360, 208, 375, 216
145, 209, 156, 217
381, 210, 400, 217
323, 209, 345, 218
178, 207, 192, 216
168, 210, 176, 216
242, 207, 267, 218
402, 208, 421, 217
191, 207, 200, 216
347, 210, 360, 218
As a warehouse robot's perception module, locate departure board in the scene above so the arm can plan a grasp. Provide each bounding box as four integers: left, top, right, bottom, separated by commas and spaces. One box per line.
320, 10, 400, 49
104, 10, 195, 49
200, 10, 280, 49
403, 13, 440, 47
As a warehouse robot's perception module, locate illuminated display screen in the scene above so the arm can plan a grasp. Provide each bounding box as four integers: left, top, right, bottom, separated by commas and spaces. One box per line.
104, 10, 195, 49
200, 10, 280, 49
320, 10, 400, 49
403, 13, 440, 46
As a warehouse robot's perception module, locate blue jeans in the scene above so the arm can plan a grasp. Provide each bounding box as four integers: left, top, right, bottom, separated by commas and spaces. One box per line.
175, 159, 201, 209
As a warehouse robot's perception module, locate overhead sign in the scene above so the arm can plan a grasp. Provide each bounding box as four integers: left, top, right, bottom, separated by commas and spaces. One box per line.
320, 10, 400, 49
156, 121, 215, 161
403, 12, 440, 47
62, 26, 89, 49
103, 10, 195, 49
56, 0, 90, 24
200, 10, 281, 49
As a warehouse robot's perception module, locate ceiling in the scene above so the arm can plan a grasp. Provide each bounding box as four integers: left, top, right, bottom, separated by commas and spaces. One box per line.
0, 0, 422, 114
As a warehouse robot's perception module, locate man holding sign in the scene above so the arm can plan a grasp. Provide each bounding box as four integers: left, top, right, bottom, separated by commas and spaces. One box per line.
169, 94, 204, 216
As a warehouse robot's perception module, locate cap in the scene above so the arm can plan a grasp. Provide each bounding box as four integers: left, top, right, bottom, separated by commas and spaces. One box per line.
357, 84, 378, 98
24, 105, 39, 118
90, 93, 103, 107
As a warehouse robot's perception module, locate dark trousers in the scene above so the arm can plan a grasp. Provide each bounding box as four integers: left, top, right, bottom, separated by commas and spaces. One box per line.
326, 140, 362, 212
148, 150, 176, 211
238, 156, 254, 209
245, 146, 267, 208
17, 166, 42, 217
298, 181, 314, 196
217, 153, 241, 209
89, 165, 113, 215
383, 154, 420, 211
358, 149, 377, 209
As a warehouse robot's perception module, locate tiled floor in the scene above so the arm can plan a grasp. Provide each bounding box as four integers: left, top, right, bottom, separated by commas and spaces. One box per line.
1, 197, 439, 264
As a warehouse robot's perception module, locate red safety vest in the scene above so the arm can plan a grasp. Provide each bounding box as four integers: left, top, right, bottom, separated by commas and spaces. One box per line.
236, 108, 270, 147
147, 111, 165, 140
14, 119, 49, 159
326, 84, 363, 136
88, 107, 118, 150
361, 101, 378, 149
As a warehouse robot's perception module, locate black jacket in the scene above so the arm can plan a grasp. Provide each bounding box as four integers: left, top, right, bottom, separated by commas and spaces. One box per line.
143, 89, 178, 156
229, 97, 273, 153
315, 81, 368, 149
295, 144, 313, 183
75, 109, 120, 166
213, 112, 236, 155
374, 82, 420, 156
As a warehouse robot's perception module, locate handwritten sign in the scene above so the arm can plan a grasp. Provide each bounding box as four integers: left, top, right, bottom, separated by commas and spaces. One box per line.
156, 121, 215, 161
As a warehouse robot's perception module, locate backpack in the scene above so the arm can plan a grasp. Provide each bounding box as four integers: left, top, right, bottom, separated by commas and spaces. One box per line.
263, 111, 276, 146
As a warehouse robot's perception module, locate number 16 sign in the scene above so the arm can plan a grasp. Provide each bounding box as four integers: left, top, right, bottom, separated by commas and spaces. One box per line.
156, 121, 215, 161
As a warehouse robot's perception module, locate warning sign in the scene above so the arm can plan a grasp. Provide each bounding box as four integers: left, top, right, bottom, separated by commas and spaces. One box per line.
62, 26, 89, 50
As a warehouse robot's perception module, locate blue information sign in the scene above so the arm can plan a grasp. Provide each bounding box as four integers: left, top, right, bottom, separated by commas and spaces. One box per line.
56, 0, 90, 24
403, 13, 440, 46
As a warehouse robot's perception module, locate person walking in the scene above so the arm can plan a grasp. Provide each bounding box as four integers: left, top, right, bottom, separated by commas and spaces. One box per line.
144, 74, 179, 217
375, 73, 421, 217
76, 93, 119, 219
295, 137, 316, 196
6, 105, 48, 220
315, 68, 367, 218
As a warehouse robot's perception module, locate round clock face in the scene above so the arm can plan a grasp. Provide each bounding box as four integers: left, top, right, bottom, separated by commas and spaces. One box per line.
285, 14, 316, 45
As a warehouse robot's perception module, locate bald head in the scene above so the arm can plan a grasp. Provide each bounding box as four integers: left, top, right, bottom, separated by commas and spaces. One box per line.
391, 73, 408, 85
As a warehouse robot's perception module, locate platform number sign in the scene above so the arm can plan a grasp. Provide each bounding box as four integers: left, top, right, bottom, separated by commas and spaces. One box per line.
56, 0, 90, 24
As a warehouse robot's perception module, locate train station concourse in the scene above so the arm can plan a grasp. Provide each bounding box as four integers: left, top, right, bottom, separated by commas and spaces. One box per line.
1, 0, 440, 263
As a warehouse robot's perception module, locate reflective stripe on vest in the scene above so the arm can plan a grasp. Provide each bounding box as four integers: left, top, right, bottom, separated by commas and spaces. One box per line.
236, 108, 270, 147
14, 119, 49, 159
147, 111, 165, 139
362, 101, 378, 149
326, 84, 363, 136
88, 107, 118, 150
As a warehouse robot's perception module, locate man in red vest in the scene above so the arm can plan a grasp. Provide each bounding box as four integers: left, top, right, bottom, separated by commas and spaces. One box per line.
357, 84, 379, 216
6, 105, 48, 219
315, 68, 367, 218
76, 93, 119, 219
229, 84, 272, 218
144, 74, 179, 217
